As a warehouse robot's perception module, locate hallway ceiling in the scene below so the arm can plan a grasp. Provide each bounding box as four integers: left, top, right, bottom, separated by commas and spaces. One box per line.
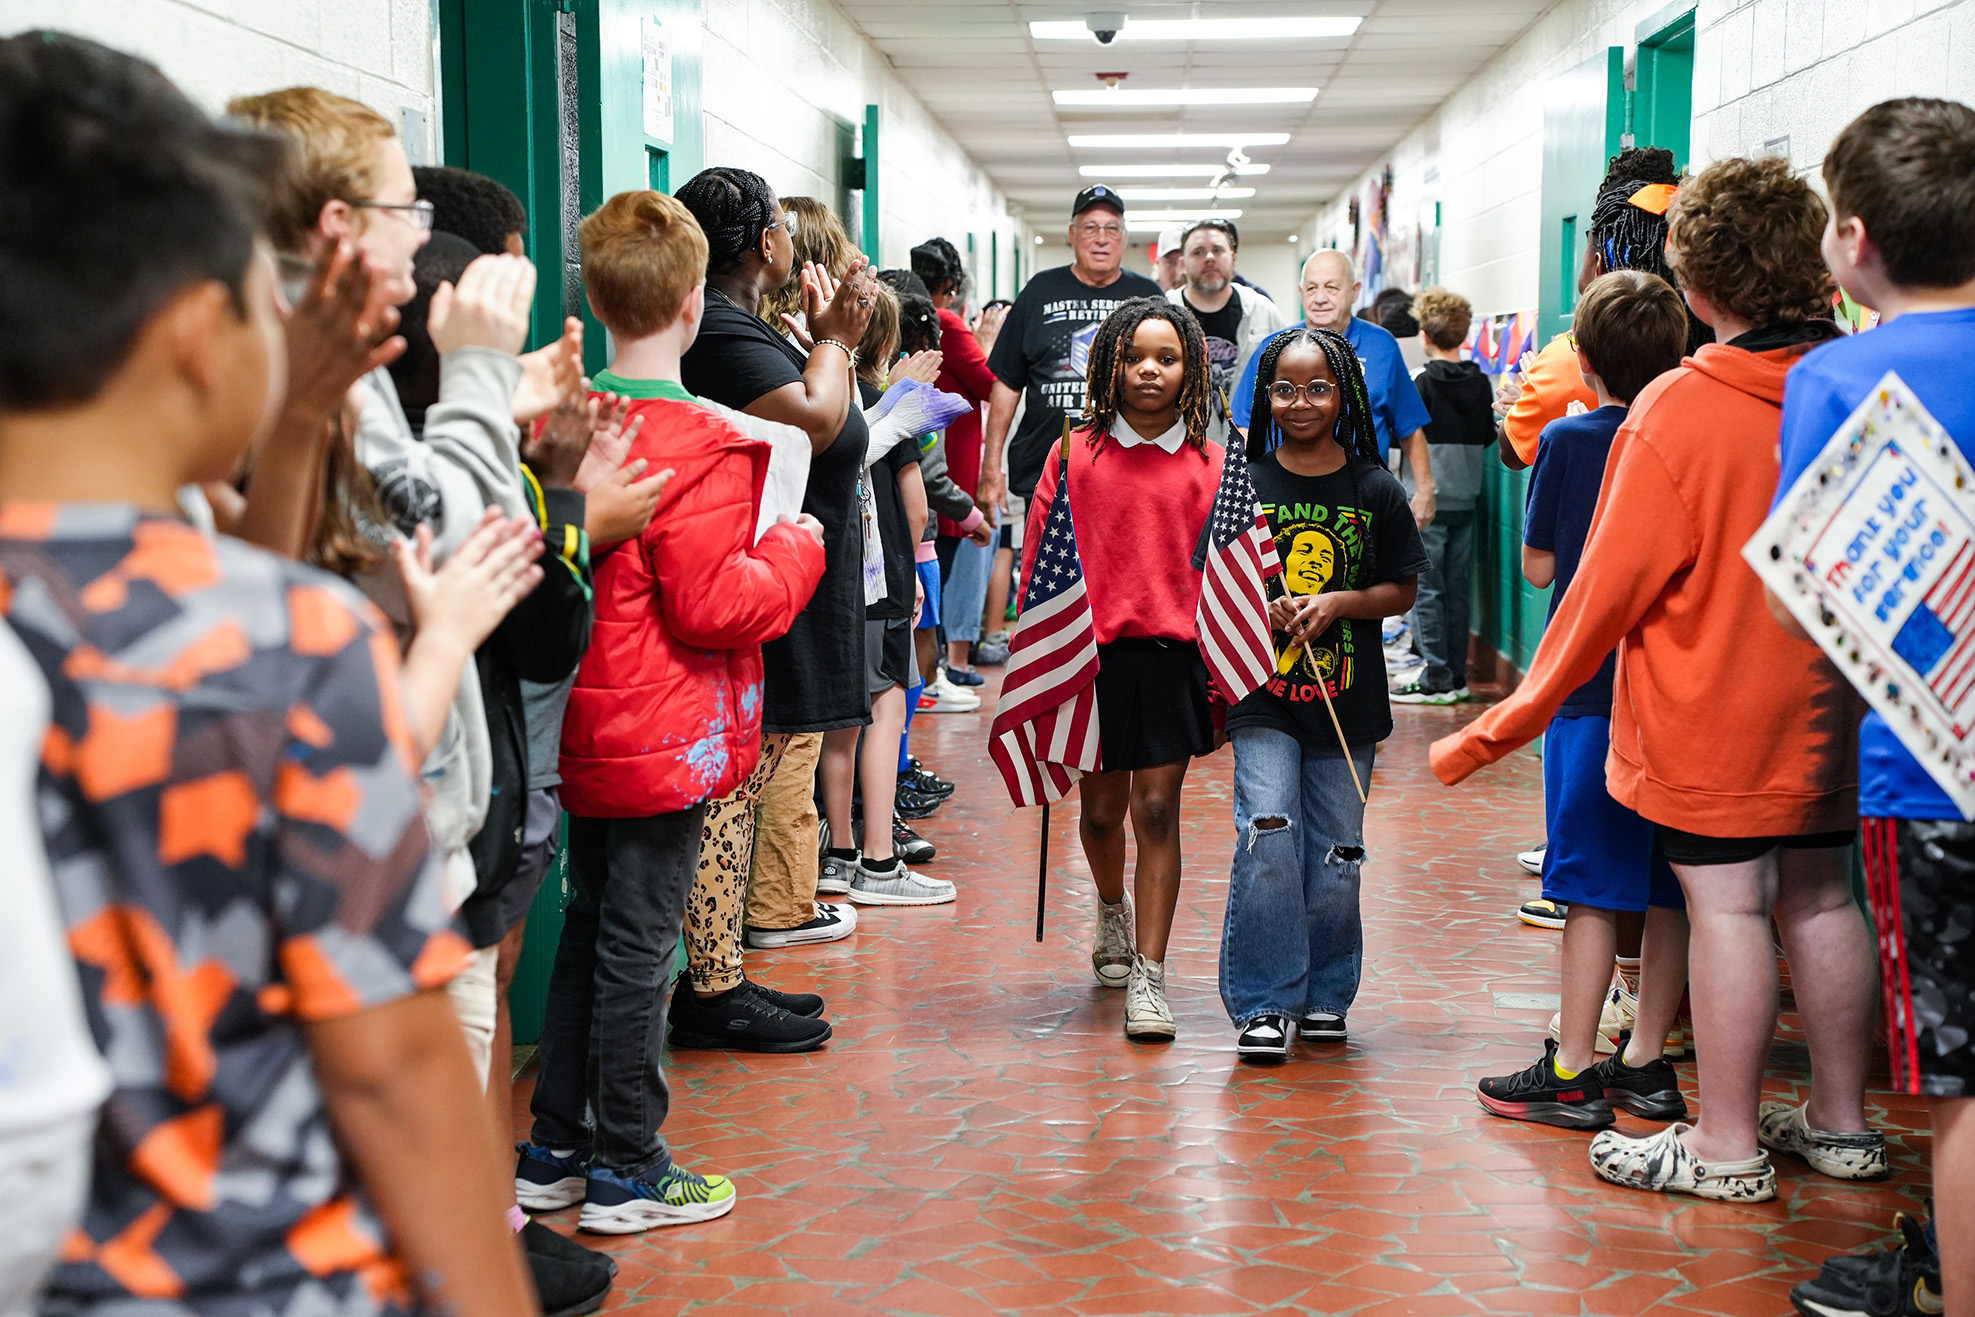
838, 0, 1555, 242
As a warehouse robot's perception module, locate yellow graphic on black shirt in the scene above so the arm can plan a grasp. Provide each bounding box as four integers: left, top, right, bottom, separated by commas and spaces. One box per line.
1260, 503, 1372, 697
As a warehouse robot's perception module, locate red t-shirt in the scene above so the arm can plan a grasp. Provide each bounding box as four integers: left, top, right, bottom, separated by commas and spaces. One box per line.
936, 307, 997, 537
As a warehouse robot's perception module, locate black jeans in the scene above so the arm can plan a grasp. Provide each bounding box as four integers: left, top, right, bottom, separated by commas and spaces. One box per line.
529, 805, 705, 1178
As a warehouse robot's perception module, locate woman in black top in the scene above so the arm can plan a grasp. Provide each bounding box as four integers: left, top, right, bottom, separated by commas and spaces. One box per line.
674, 169, 877, 1001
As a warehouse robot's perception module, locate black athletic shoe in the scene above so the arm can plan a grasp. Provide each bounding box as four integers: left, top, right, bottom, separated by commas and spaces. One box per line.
1236, 1015, 1291, 1064
1476, 1039, 1615, 1129
522, 1227, 616, 1317
892, 819, 936, 863
742, 976, 825, 1019
667, 978, 832, 1053
1585, 1051, 1688, 1122
894, 783, 944, 820
900, 762, 955, 799
1299, 1011, 1348, 1043
1789, 1214, 1941, 1317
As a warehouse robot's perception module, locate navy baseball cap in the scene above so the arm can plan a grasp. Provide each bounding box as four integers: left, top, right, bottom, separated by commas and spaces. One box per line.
1072, 184, 1126, 217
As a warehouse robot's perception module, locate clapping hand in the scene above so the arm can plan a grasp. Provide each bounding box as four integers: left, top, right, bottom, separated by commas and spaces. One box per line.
513, 316, 584, 423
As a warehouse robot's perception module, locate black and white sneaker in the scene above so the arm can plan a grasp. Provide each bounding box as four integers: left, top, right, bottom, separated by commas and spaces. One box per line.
900, 759, 955, 799
1236, 1015, 1291, 1064
745, 901, 858, 948
1300, 1012, 1348, 1043
892, 819, 936, 864
894, 783, 944, 820
1585, 1051, 1688, 1122
667, 977, 832, 1053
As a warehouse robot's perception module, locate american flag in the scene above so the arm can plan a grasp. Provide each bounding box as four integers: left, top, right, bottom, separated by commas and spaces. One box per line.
1195, 438, 1284, 704
989, 462, 1102, 806
1916, 539, 1975, 714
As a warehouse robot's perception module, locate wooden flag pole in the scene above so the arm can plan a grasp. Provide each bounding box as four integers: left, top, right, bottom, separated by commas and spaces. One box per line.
1035, 802, 1051, 942
1280, 640, 1368, 804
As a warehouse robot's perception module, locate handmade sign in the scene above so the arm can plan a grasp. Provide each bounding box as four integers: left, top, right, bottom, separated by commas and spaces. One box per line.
1745, 370, 1975, 818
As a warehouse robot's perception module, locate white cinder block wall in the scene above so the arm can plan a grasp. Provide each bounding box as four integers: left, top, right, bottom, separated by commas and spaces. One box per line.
700, 0, 1021, 291
1300, 0, 1975, 320
0, 0, 440, 162
1, 0, 1024, 297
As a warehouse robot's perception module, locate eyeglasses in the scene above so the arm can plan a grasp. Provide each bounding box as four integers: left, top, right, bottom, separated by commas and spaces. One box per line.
1269, 379, 1336, 405
353, 198, 436, 231
1075, 221, 1124, 239
770, 211, 800, 238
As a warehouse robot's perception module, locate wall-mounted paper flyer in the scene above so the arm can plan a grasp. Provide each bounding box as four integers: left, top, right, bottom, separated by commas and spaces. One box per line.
1745, 370, 1975, 818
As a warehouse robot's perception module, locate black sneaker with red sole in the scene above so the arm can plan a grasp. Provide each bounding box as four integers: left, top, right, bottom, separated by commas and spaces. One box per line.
1477, 1039, 1615, 1129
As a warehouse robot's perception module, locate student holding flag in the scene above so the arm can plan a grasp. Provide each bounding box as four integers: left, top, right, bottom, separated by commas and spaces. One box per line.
1207, 327, 1430, 1063
999, 298, 1223, 1042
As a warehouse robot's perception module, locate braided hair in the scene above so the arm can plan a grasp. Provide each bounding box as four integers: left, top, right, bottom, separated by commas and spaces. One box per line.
909, 237, 965, 298
1245, 325, 1383, 587
1082, 296, 1212, 450
1588, 146, 1712, 351
674, 166, 777, 274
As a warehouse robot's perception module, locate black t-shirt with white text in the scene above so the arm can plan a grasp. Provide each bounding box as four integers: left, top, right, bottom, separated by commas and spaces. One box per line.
987, 263, 1164, 500
1183, 290, 1243, 413
1227, 451, 1431, 747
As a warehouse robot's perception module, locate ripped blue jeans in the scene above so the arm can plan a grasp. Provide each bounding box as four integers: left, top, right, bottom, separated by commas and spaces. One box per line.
1219, 725, 1375, 1026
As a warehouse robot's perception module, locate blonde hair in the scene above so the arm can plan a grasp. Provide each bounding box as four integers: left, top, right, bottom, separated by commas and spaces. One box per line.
856, 283, 900, 390
761, 196, 860, 328
226, 86, 396, 253
580, 190, 709, 338
1413, 286, 1473, 351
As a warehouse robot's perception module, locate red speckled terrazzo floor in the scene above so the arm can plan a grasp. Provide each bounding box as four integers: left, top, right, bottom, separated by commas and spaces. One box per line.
514, 678, 1932, 1316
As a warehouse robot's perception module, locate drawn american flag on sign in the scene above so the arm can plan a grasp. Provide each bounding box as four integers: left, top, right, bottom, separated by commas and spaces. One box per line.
989, 462, 1102, 806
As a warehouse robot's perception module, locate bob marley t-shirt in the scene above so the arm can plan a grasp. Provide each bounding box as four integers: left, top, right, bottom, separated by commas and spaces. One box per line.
1227, 450, 1430, 746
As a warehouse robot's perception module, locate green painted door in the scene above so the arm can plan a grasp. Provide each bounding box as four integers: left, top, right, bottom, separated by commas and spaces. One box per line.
1476, 47, 1623, 675
1635, 8, 1696, 169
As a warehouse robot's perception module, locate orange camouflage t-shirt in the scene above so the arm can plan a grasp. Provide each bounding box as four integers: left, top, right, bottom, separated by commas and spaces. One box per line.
2, 505, 468, 1314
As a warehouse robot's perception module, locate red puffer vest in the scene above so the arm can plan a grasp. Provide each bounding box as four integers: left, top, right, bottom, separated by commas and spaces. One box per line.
559, 394, 825, 817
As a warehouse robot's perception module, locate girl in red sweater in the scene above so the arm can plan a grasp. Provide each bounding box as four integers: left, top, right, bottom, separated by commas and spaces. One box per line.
1020, 298, 1222, 1040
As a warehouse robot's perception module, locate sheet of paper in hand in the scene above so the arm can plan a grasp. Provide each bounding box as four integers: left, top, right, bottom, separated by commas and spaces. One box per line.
1746, 370, 1975, 818
698, 399, 813, 544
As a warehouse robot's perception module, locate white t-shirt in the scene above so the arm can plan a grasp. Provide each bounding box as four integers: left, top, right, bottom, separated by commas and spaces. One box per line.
0, 623, 111, 1136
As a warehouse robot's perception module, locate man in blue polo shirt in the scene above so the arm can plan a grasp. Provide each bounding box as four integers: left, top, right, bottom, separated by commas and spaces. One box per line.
1232, 248, 1436, 529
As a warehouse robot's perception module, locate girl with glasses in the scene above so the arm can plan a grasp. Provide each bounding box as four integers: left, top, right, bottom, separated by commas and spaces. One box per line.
1218, 327, 1430, 1063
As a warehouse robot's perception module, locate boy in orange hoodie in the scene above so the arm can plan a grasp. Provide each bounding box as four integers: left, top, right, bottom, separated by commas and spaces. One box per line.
516, 190, 826, 1234
1432, 157, 1879, 1203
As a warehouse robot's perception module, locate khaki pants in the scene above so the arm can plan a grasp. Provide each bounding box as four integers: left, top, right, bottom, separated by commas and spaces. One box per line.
684, 734, 792, 993
446, 944, 499, 1086
748, 731, 823, 931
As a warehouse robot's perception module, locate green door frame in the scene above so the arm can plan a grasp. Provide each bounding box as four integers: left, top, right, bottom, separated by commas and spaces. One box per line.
1634, 5, 1697, 169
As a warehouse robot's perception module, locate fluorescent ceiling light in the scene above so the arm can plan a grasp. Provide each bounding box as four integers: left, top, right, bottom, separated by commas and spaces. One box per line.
1117, 187, 1256, 200
1053, 87, 1316, 107
1069, 133, 1290, 149
1030, 17, 1360, 41
1124, 208, 1244, 222
1080, 163, 1271, 178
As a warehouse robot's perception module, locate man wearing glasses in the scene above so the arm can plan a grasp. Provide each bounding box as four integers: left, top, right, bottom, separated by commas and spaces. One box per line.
1166, 219, 1287, 445
978, 186, 1164, 509
1231, 249, 1437, 530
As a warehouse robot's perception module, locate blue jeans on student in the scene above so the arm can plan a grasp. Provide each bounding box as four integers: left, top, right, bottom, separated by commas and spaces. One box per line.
1411, 514, 1474, 693
940, 534, 993, 644
1219, 726, 1375, 1026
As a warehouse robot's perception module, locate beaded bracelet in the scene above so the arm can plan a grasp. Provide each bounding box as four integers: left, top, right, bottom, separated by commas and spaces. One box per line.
813, 338, 858, 369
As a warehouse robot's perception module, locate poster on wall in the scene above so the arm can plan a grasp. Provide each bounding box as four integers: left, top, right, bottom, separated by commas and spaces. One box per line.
642, 16, 674, 143
1745, 370, 1975, 818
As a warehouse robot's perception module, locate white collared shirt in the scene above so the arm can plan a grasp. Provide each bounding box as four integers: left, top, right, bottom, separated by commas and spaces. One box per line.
1110, 417, 1188, 454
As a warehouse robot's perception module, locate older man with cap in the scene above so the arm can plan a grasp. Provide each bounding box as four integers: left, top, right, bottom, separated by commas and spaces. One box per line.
1169, 218, 1286, 444
1231, 248, 1436, 528
978, 185, 1165, 510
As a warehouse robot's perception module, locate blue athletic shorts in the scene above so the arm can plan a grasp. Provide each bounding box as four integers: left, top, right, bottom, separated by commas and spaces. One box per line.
1542, 713, 1684, 911
915, 558, 941, 629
